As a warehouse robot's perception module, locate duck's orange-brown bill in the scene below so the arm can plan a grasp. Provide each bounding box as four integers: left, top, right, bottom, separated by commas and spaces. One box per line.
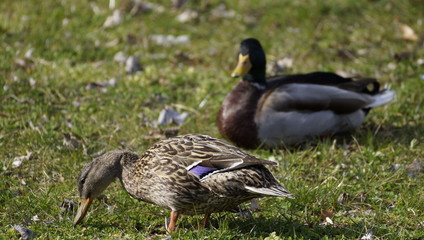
231, 54, 252, 78
73, 198, 93, 225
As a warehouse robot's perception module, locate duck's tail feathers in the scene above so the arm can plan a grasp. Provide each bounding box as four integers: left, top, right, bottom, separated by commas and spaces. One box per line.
245, 185, 295, 198
366, 89, 395, 108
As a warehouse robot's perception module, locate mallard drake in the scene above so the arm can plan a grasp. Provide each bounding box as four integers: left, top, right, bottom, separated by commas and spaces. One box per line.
217, 38, 395, 148
74, 134, 293, 232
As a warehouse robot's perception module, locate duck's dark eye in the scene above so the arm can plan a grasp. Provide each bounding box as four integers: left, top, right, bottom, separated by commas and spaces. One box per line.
79, 177, 86, 185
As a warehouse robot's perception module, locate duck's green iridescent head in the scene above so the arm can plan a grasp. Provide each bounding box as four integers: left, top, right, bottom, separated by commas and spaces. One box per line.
231, 38, 266, 84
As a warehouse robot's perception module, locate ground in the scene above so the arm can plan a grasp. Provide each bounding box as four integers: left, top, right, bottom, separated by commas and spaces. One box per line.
0, 0, 423, 239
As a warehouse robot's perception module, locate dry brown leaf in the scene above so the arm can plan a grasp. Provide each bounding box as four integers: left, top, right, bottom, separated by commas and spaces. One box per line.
319, 207, 334, 225
320, 207, 334, 220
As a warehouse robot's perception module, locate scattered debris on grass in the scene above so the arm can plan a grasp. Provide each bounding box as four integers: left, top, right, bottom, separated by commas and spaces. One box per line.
61, 199, 77, 214
389, 159, 423, 177
103, 9, 122, 28
150, 35, 190, 46
360, 229, 374, 240
389, 163, 402, 171
172, 0, 187, 9
341, 209, 376, 217
394, 51, 415, 62
353, 192, 367, 202
400, 24, 419, 41
31, 215, 39, 222
269, 57, 293, 74
406, 159, 423, 177
198, 96, 208, 108
264, 232, 282, 240
337, 193, 348, 205
90, 2, 102, 15
320, 208, 334, 226
121, 1, 164, 15
86, 78, 117, 92
177, 10, 198, 23
173, 50, 203, 66
156, 107, 188, 127
143, 127, 180, 139
24, 49, 34, 58
14, 58, 34, 70
113, 51, 127, 65
249, 199, 261, 212
13, 224, 34, 240
211, 4, 236, 19
62, 132, 82, 150
125, 56, 143, 73
12, 151, 34, 168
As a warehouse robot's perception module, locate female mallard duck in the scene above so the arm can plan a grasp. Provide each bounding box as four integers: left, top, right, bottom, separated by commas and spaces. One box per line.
74, 134, 293, 232
217, 38, 395, 148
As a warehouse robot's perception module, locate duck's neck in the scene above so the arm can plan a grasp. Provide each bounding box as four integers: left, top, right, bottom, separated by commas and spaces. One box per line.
217, 81, 263, 148
243, 68, 267, 86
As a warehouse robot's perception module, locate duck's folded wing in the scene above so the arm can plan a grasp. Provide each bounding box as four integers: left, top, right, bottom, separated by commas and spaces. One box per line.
156, 134, 277, 171
260, 83, 376, 114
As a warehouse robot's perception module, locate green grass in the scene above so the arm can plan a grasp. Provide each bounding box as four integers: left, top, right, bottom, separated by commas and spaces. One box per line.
1, 0, 423, 239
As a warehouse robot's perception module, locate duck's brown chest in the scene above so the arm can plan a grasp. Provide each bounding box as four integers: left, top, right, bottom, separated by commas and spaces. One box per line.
217, 82, 262, 149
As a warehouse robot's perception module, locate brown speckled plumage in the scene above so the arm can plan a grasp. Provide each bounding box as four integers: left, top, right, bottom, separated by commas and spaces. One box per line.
74, 134, 293, 232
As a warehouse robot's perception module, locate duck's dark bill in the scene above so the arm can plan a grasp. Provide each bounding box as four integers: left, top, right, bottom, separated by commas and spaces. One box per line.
74, 198, 93, 225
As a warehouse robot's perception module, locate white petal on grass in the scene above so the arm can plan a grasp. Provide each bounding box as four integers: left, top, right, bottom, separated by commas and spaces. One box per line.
13, 224, 34, 240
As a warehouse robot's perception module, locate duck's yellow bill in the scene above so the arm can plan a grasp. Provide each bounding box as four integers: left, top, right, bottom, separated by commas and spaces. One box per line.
74, 198, 93, 225
231, 54, 252, 78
